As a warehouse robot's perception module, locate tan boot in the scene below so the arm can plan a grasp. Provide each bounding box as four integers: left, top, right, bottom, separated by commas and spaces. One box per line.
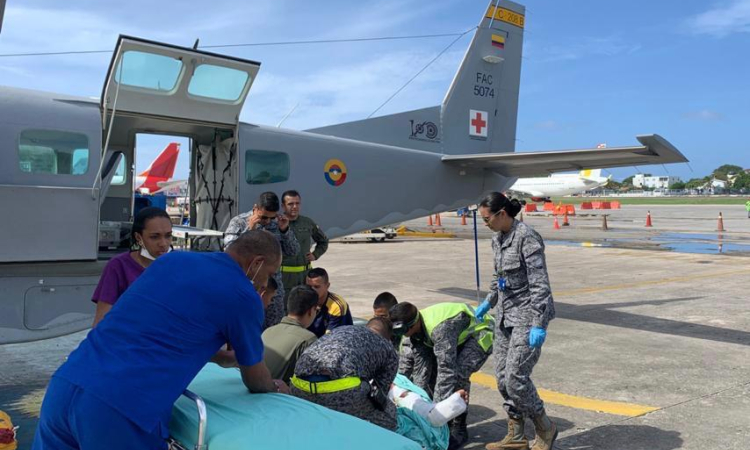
530, 411, 558, 450
485, 416, 529, 450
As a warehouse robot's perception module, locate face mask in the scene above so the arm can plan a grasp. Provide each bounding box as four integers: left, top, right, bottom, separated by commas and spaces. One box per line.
138, 241, 171, 261
245, 260, 264, 285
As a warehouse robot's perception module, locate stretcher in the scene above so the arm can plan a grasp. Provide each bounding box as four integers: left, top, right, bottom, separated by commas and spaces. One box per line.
168, 364, 421, 450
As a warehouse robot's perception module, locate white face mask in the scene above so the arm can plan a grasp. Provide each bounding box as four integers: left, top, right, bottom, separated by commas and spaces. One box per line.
138, 241, 171, 261
245, 260, 264, 285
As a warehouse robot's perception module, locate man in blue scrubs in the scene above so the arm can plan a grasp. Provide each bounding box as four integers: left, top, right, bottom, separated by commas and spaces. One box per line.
33, 230, 289, 450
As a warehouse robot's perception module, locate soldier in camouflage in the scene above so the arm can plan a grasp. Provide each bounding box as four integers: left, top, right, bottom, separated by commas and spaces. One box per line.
224, 192, 300, 329
389, 301, 494, 450
475, 192, 557, 450
280, 190, 329, 300
290, 320, 399, 431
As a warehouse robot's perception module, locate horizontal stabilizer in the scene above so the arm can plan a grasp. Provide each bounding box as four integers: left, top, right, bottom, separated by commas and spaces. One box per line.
442, 135, 687, 177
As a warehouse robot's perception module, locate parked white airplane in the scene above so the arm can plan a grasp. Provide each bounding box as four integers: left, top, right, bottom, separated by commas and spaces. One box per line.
510, 169, 610, 202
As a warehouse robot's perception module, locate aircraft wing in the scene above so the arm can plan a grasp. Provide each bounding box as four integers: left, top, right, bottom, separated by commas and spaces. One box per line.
442, 135, 687, 177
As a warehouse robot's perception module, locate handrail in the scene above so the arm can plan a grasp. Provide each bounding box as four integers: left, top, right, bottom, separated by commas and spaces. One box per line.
181, 389, 208, 450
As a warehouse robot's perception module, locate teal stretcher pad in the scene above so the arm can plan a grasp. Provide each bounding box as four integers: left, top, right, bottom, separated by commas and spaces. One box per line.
170, 364, 421, 450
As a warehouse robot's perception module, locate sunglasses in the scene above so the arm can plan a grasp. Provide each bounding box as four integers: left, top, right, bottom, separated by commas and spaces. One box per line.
259, 215, 276, 221
482, 210, 503, 224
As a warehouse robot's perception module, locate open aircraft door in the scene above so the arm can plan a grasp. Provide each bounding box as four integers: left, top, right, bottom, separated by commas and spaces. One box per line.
101, 36, 260, 129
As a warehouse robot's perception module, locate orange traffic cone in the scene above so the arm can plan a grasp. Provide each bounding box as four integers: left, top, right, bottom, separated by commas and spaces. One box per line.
461, 214, 467, 226
645, 211, 653, 227
553, 216, 561, 230
562, 211, 570, 226
602, 214, 609, 231
435, 213, 442, 227
717, 212, 725, 232
427, 215, 433, 226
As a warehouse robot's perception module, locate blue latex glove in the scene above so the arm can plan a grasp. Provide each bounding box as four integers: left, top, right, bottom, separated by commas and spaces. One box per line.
529, 327, 547, 348
475, 299, 492, 321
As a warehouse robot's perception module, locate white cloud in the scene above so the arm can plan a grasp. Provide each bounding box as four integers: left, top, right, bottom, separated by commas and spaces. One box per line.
534, 120, 561, 131
243, 48, 464, 129
687, 0, 750, 37
528, 36, 641, 63
682, 109, 726, 121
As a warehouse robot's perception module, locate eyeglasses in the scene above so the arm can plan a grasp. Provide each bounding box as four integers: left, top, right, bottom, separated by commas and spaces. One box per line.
482, 210, 503, 224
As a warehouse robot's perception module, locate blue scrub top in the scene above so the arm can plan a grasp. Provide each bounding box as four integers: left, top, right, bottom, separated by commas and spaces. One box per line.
55, 252, 265, 435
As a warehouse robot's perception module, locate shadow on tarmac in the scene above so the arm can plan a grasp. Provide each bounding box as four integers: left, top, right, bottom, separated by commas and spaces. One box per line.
437, 288, 750, 347
466, 413, 576, 449
556, 424, 683, 450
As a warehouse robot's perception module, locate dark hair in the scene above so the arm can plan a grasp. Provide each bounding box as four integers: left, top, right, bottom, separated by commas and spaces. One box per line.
287, 285, 319, 316
478, 192, 522, 218
257, 191, 280, 212
306, 267, 329, 284
281, 190, 301, 204
366, 317, 393, 341
226, 229, 281, 264
373, 292, 398, 310
266, 276, 278, 292
132, 207, 171, 247
389, 302, 418, 325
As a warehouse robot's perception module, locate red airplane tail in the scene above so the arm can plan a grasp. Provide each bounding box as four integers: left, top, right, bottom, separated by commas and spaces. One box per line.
138, 143, 179, 192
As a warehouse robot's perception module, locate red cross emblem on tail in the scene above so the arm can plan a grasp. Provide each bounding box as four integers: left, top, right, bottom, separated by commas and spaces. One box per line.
469, 110, 488, 138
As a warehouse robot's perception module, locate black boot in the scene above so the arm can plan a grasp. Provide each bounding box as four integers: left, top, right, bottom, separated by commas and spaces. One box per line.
448, 412, 469, 450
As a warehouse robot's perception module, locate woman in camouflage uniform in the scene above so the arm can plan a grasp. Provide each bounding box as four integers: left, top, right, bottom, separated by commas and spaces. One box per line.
476, 192, 557, 450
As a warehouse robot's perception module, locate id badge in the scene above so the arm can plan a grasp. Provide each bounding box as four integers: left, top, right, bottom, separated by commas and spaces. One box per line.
498, 277, 507, 291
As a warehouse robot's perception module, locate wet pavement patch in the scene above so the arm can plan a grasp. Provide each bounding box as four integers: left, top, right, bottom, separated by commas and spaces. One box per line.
546, 232, 750, 255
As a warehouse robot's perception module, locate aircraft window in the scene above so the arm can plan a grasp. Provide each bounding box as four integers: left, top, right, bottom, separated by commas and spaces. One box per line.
245, 150, 290, 184
112, 156, 127, 185
188, 65, 249, 102
116, 51, 182, 92
18, 130, 89, 175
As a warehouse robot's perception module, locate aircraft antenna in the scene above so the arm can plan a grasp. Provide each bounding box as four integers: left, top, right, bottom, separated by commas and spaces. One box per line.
193, 39, 200, 50
276, 103, 300, 128
367, 27, 475, 118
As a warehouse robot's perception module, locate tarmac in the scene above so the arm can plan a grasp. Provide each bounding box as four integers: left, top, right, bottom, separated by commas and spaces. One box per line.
1, 203, 749, 449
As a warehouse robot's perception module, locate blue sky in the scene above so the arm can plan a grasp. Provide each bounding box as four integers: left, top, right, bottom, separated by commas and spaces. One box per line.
1, 0, 749, 181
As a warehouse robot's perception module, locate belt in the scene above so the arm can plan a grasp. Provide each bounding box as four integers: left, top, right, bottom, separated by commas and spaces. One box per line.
290, 375, 361, 394
281, 264, 312, 273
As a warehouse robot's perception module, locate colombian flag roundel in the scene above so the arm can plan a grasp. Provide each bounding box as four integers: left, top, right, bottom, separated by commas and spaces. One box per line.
324, 159, 347, 186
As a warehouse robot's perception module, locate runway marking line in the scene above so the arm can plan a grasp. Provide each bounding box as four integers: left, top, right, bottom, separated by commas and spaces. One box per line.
470, 372, 659, 417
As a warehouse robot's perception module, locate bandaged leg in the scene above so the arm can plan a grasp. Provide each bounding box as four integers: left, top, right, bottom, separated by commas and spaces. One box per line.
388, 386, 467, 427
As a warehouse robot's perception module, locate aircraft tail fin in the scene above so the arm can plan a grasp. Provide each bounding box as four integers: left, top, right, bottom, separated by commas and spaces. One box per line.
139, 142, 180, 179
439, 0, 525, 156
579, 169, 603, 180
308, 1, 525, 156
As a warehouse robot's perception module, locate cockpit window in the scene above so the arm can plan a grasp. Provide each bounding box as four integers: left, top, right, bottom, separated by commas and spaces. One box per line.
19, 130, 89, 175
115, 50, 183, 92
188, 65, 250, 102
245, 150, 290, 184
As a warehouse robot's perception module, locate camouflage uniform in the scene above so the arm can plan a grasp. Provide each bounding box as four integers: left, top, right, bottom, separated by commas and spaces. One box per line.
397, 338, 415, 378
292, 326, 399, 431
224, 212, 300, 329
281, 215, 328, 300
410, 312, 492, 402
487, 220, 555, 419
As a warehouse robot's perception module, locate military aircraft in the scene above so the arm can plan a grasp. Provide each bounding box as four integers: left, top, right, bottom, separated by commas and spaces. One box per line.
0, 0, 687, 343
